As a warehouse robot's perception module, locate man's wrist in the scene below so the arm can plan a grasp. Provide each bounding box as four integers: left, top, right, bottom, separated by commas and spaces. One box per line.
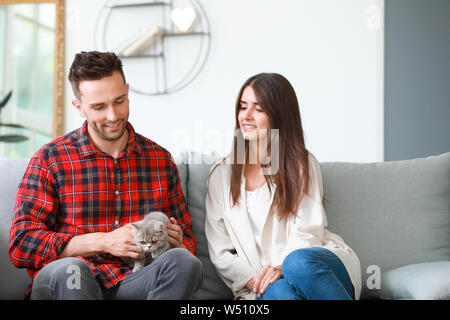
94, 232, 108, 254
61, 232, 108, 258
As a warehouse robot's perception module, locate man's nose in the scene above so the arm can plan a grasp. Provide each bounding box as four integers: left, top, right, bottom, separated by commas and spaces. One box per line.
106, 105, 119, 121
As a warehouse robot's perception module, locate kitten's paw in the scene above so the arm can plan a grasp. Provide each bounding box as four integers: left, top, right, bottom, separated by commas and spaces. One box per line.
133, 262, 144, 273
132, 266, 142, 273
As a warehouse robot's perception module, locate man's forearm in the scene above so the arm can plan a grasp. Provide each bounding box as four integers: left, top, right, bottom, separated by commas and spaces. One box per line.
60, 227, 189, 260
60, 232, 107, 258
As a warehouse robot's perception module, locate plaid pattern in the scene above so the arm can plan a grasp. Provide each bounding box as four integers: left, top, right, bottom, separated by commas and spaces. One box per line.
9, 121, 194, 298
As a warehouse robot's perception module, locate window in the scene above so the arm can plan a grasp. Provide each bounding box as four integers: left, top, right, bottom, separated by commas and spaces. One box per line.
0, 3, 55, 158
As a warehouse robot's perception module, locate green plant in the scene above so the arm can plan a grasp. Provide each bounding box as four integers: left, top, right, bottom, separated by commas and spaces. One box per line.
0, 90, 28, 143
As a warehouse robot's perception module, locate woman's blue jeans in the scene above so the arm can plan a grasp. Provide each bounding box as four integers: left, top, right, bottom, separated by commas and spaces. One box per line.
258, 247, 354, 300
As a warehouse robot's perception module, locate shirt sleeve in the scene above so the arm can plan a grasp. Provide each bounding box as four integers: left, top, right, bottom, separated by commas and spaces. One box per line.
164, 157, 196, 254
8, 155, 73, 271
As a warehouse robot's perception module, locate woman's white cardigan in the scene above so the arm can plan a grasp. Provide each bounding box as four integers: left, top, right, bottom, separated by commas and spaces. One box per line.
205, 153, 362, 300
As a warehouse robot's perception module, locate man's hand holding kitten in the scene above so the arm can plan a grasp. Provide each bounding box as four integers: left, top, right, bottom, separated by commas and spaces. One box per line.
105, 216, 186, 259
167, 217, 186, 250
102, 224, 143, 259
61, 214, 186, 260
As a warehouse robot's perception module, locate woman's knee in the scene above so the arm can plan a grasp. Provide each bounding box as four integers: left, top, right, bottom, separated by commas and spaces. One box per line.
282, 247, 329, 280
260, 279, 301, 300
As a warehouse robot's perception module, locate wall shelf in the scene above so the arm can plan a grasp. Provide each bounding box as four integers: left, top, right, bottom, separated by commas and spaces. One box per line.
119, 53, 164, 58
107, 2, 171, 9
163, 32, 209, 38
95, 0, 211, 96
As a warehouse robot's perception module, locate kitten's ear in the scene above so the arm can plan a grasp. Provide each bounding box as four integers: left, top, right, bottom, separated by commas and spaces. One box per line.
131, 221, 142, 230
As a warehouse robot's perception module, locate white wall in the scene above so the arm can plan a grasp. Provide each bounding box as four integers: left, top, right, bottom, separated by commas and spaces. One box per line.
65, 0, 384, 162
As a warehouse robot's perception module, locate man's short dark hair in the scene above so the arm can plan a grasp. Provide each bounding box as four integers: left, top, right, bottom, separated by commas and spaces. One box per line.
68, 51, 126, 100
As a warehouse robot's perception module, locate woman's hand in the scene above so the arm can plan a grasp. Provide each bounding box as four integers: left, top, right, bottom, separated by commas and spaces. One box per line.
246, 265, 283, 297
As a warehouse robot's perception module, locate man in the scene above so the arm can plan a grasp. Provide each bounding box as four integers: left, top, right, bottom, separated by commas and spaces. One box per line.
8, 51, 202, 300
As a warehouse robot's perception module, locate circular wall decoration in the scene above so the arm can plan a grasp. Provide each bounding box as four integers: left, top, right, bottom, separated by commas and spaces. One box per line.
94, 0, 211, 96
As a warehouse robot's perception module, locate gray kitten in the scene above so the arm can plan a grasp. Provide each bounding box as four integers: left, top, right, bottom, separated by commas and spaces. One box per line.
125, 211, 171, 272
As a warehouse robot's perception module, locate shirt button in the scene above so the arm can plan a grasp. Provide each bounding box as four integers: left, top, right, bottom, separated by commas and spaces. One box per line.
114, 220, 120, 226
115, 190, 120, 195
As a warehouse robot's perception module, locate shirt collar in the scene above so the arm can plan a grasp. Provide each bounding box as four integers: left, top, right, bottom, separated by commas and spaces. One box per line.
78, 121, 145, 158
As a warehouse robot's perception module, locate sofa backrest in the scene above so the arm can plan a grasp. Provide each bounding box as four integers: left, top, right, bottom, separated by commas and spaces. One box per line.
177, 152, 234, 300
0, 158, 30, 299
182, 151, 450, 300
2, 152, 449, 300
321, 152, 450, 299
0, 155, 206, 300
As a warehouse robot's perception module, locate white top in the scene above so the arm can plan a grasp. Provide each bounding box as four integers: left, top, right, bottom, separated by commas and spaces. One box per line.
245, 185, 268, 267
205, 152, 362, 300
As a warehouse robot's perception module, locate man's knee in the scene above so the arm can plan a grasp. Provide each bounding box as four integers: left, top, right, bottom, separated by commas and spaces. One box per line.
31, 257, 95, 300
165, 249, 202, 273
160, 249, 203, 286
34, 258, 87, 285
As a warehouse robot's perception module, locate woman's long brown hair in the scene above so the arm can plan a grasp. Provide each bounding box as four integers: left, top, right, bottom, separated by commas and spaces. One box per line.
228, 73, 310, 220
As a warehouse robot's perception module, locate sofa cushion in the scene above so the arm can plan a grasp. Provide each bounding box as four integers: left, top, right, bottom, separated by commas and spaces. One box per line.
321, 152, 450, 299
369, 261, 450, 300
0, 158, 31, 299
182, 152, 234, 300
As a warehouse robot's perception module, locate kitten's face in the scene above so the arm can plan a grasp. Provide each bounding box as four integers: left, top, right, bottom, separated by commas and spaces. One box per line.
134, 221, 167, 253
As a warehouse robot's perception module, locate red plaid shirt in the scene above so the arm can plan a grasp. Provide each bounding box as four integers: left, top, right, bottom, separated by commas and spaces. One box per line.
9, 121, 195, 298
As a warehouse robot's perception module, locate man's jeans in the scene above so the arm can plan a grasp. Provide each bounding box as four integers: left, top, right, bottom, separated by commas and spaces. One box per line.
30, 248, 203, 300
258, 247, 355, 300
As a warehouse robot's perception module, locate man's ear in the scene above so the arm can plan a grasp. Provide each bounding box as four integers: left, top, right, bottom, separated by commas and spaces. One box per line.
72, 99, 85, 117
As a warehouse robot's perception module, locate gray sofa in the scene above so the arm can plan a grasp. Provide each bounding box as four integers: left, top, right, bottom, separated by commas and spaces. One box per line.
1, 151, 449, 300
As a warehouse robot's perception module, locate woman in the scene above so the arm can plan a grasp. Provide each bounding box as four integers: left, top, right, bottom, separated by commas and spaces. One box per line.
205, 73, 361, 300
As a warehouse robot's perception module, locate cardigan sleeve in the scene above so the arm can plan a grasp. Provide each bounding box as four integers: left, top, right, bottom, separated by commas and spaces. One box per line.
204, 165, 257, 296
283, 153, 327, 258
